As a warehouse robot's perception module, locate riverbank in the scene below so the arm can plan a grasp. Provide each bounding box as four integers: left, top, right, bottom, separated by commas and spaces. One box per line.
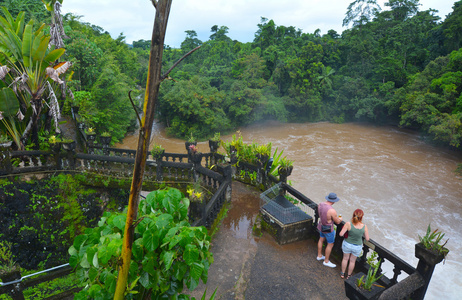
188, 181, 348, 300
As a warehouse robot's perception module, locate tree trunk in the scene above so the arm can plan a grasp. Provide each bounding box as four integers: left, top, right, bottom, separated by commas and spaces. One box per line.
113, 1, 172, 299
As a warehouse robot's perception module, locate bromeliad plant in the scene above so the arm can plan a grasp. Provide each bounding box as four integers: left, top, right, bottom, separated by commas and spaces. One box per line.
356, 252, 385, 291
418, 223, 449, 258
69, 188, 214, 299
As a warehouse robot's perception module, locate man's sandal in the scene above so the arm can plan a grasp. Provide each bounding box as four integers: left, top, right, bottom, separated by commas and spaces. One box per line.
346, 274, 351, 279
340, 272, 345, 279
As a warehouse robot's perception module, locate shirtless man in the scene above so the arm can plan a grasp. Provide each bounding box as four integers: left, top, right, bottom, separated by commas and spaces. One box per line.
317, 192, 342, 268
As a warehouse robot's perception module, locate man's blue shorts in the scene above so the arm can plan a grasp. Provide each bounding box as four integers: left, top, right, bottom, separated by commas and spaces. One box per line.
319, 230, 335, 244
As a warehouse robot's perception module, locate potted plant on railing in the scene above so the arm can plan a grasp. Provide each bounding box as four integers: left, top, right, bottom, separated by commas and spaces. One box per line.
187, 185, 204, 222
100, 131, 112, 146
61, 138, 76, 151
151, 143, 165, 161
255, 143, 271, 167
48, 135, 62, 152
185, 133, 197, 152
416, 223, 449, 265
85, 127, 96, 142
278, 157, 294, 177
188, 144, 202, 164
345, 252, 386, 300
0, 241, 21, 284
208, 132, 221, 153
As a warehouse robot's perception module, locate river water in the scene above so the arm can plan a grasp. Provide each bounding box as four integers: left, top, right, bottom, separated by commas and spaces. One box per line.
116, 121, 462, 299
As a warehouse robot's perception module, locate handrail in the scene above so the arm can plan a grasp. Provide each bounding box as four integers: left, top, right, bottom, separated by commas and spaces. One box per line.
0, 263, 75, 296
280, 182, 418, 292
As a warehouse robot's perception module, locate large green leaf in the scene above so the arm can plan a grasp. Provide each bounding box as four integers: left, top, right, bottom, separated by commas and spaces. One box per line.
73, 234, 88, 251
161, 250, 175, 270
139, 271, 151, 288
183, 244, 199, 265
3, 28, 22, 61
107, 237, 122, 257
190, 262, 204, 282
32, 32, 49, 66
132, 238, 144, 261
97, 244, 112, 265
0, 87, 19, 117
143, 227, 160, 252
44, 47, 64, 63
21, 23, 33, 67
113, 214, 126, 231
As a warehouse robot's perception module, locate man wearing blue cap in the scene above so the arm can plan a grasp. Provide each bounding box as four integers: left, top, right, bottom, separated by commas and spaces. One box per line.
317, 192, 342, 268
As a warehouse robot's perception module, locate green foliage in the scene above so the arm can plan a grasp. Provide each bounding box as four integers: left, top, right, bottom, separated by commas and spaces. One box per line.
418, 223, 449, 257
22, 272, 85, 299
278, 157, 293, 168
356, 252, 385, 291
0, 241, 16, 273
69, 188, 213, 299
4, 2, 460, 151
151, 143, 165, 158
0, 6, 69, 149
210, 132, 221, 142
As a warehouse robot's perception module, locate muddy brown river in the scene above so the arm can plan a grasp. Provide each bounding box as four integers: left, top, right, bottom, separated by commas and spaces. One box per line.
116, 121, 462, 299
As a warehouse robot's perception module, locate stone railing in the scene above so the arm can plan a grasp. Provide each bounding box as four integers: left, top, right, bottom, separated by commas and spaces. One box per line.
277, 182, 439, 300
0, 146, 231, 229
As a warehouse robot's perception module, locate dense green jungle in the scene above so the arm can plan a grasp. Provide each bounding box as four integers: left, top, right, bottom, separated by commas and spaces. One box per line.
1, 0, 462, 150
0, 1, 461, 297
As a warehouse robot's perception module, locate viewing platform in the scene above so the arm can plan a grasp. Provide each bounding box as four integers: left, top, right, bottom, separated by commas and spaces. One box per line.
189, 181, 348, 299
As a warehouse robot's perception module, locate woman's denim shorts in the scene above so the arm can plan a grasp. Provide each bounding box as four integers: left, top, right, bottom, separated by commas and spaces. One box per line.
342, 240, 363, 257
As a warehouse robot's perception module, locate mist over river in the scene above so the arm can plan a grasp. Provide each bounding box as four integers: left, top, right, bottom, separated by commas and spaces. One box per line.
116, 121, 462, 299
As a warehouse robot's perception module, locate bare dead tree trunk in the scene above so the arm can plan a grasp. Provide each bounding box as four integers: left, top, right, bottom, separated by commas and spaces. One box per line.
113, 1, 172, 299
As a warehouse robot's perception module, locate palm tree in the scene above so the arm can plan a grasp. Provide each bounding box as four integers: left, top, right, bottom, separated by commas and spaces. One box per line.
0, 7, 71, 149
318, 65, 335, 90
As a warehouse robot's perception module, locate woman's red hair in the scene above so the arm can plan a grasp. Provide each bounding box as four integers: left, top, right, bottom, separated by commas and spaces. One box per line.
352, 209, 364, 225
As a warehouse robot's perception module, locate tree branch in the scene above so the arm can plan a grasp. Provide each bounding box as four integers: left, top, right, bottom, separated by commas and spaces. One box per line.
128, 90, 142, 126
161, 46, 201, 80
151, 0, 157, 8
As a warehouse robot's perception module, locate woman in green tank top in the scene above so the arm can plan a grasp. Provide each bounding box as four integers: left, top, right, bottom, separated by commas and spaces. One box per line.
339, 209, 370, 279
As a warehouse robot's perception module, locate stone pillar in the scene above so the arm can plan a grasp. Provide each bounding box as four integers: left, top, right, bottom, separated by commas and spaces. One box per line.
413, 242, 448, 300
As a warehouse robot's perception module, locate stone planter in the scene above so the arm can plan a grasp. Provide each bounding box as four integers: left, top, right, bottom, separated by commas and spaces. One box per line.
189, 152, 203, 164
344, 272, 385, 300
100, 135, 112, 146
188, 200, 204, 222
415, 242, 445, 265
208, 140, 220, 153
278, 165, 293, 177
256, 153, 269, 167
62, 140, 76, 151
50, 142, 61, 152
185, 141, 197, 152
87, 133, 96, 142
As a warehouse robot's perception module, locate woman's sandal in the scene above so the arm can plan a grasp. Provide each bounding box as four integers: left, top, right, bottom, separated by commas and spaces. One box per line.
340, 272, 345, 279
346, 274, 351, 280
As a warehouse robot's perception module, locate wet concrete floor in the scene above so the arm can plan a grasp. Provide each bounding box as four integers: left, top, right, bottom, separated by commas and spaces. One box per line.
188, 181, 349, 300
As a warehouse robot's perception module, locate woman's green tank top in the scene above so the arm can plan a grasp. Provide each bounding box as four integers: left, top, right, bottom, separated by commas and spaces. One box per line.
346, 224, 365, 245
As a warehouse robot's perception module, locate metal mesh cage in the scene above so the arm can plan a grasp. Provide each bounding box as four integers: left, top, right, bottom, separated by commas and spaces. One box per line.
260, 183, 311, 225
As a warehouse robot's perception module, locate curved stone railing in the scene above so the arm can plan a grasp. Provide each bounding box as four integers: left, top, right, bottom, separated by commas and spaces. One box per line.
279, 182, 431, 300
0, 146, 232, 229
